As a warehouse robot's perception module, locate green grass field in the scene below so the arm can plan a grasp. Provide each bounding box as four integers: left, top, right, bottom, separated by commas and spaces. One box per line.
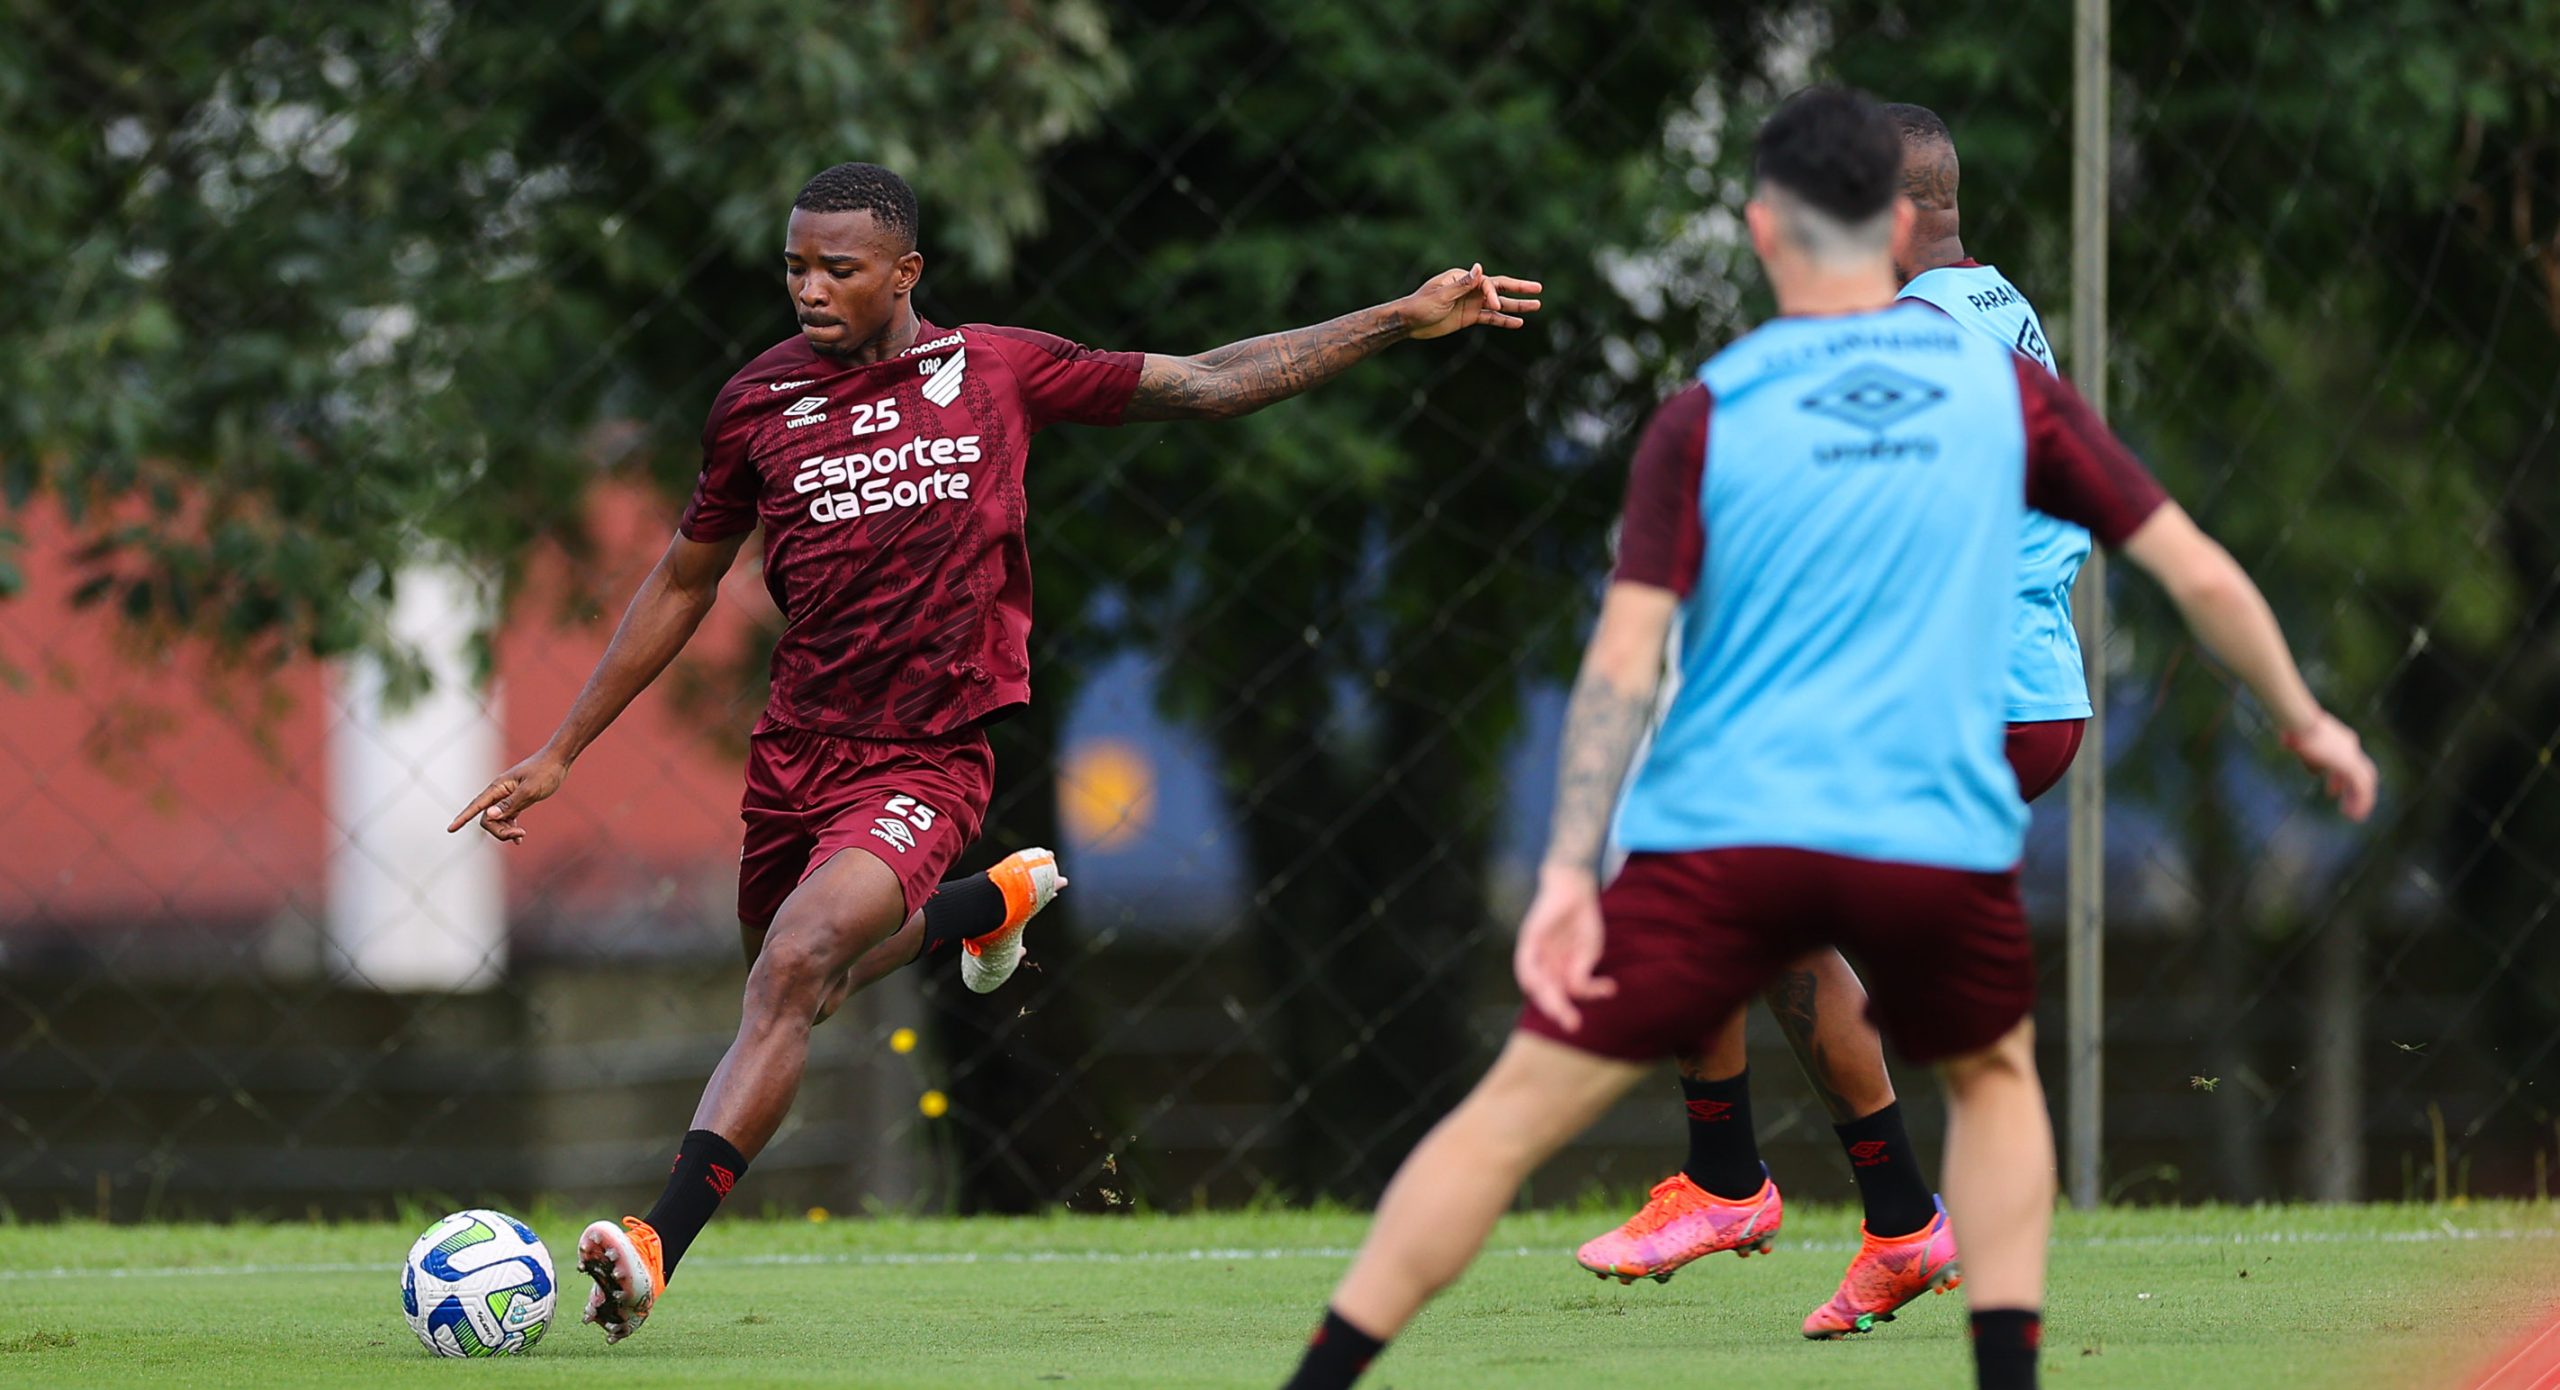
4, 1202, 2555, 1388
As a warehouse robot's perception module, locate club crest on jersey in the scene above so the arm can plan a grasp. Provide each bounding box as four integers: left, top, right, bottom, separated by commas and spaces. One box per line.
783, 395, 829, 429
918, 347, 967, 408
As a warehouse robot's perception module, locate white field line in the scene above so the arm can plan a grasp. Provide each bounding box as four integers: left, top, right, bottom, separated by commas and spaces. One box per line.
1, 1222, 2552, 1283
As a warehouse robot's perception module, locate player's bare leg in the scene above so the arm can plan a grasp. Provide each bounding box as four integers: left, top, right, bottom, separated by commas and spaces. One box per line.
582, 847, 906, 1344
1935, 1017, 2052, 1383
1289, 1033, 1644, 1387
699, 846, 910, 1153
1760, 951, 1962, 1336
783, 849, 1067, 1025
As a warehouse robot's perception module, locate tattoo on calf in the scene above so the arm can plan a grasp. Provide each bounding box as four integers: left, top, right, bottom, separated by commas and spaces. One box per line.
1766, 969, 1861, 1123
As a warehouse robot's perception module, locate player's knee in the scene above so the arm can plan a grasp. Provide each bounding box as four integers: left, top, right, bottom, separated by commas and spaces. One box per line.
743, 928, 837, 1018
1938, 1017, 2038, 1093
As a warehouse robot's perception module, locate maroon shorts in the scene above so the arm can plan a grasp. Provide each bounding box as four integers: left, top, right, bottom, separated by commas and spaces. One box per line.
2006, 718, 2086, 803
736, 720, 993, 927
1517, 847, 2032, 1066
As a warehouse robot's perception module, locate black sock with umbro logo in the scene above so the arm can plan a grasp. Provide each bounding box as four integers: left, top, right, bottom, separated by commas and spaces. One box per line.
1970, 1307, 2043, 1390
1679, 1069, 1765, 1199
643, 1128, 749, 1278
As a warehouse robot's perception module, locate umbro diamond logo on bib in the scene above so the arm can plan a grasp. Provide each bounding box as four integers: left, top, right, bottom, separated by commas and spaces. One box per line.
1797, 364, 1947, 434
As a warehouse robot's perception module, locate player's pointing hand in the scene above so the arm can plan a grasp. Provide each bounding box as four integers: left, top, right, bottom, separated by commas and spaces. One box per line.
1400, 263, 1544, 340
447, 752, 570, 844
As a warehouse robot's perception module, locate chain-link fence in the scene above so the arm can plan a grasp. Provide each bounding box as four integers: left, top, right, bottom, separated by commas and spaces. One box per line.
2, 0, 2554, 1223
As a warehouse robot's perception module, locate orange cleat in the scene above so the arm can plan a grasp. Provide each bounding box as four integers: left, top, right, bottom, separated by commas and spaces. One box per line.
960, 847, 1065, 994
1575, 1169, 1784, 1284
577, 1216, 666, 1345
1801, 1195, 1962, 1338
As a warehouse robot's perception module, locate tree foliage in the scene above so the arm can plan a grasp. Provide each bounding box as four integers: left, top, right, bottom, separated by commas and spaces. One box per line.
1, 0, 1123, 673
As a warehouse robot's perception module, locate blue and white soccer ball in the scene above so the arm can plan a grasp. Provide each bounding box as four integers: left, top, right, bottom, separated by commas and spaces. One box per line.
400, 1209, 555, 1357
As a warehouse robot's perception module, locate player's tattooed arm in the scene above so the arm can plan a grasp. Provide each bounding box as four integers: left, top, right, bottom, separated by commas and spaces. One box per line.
1124, 265, 1542, 422
1542, 583, 1679, 876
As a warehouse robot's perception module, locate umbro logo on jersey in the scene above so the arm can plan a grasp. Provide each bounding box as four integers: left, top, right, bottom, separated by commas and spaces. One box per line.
920, 347, 967, 408
1797, 363, 1947, 434
767, 378, 815, 392
783, 395, 829, 429
2016, 318, 2053, 369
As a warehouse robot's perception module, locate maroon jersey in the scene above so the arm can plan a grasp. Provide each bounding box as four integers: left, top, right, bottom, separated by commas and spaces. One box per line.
681, 320, 1141, 738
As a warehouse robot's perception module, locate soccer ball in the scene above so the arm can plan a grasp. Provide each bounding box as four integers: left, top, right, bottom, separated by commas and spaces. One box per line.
400, 1209, 555, 1357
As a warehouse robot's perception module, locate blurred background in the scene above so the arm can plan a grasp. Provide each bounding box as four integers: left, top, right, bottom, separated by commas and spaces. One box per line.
1, 0, 2554, 1222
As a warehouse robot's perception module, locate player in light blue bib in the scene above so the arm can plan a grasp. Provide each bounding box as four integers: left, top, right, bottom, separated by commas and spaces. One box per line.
1585, 102, 2102, 1341
1286, 87, 2377, 1390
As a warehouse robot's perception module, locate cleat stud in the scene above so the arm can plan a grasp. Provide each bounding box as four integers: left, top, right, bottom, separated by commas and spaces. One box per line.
1651, 1272, 1673, 1284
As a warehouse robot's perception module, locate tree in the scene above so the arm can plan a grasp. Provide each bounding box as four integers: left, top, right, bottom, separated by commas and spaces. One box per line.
1, 0, 1125, 684
994, 0, 1716, 1199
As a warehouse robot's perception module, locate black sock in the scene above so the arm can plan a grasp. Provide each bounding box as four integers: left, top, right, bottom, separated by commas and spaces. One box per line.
916, 871, 1008, 960
1970, 1308, 2042, 1390
1283, 1307, 1386, 1390
1833, 1100, 1937, 1238
641, 1128, 749, 1278
1678, 1070, 1764, 1199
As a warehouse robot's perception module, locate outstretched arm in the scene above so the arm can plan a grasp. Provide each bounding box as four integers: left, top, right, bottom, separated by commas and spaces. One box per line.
447, 529, 748, 843
2118, 504, 2377, 818
1515, 582, 1677, 1030
1123, 265, 1541, 422
2016, 360, 2378, 821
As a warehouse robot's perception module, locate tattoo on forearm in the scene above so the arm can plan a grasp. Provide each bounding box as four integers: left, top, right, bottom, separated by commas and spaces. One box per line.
1124, 305, 1407, 421
1765, 970, 1858, 1122
1543, 664, 1656, 874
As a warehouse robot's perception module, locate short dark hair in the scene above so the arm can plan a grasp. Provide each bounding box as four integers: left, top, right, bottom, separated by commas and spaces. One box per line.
1880, 103, 1961, 211
1752, 86, 1902, 225
793, 162, 919, 248
1880, 102, 1952, 147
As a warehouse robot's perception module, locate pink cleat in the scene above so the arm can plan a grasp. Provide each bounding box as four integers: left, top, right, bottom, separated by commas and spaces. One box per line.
1801, 1195, 1962, 1338
1574, 1169, 1783, 1284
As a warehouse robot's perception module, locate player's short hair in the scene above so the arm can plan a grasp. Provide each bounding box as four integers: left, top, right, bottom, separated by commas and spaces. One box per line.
1881, 102, 1961, 212
1881, 102, 1952, 148
1752, 87, 1902, 261
793, 162, 920, 250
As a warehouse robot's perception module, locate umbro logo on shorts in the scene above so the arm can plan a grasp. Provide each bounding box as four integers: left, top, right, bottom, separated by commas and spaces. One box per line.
872, 817, 918, 852
869, 793, 940, 853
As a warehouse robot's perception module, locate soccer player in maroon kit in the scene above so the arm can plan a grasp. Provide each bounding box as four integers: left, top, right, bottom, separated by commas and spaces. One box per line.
447, 162, 1542, 1345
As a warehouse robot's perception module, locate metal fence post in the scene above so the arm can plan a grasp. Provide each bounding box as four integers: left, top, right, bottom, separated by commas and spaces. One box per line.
2066, 0, 2112, 1213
